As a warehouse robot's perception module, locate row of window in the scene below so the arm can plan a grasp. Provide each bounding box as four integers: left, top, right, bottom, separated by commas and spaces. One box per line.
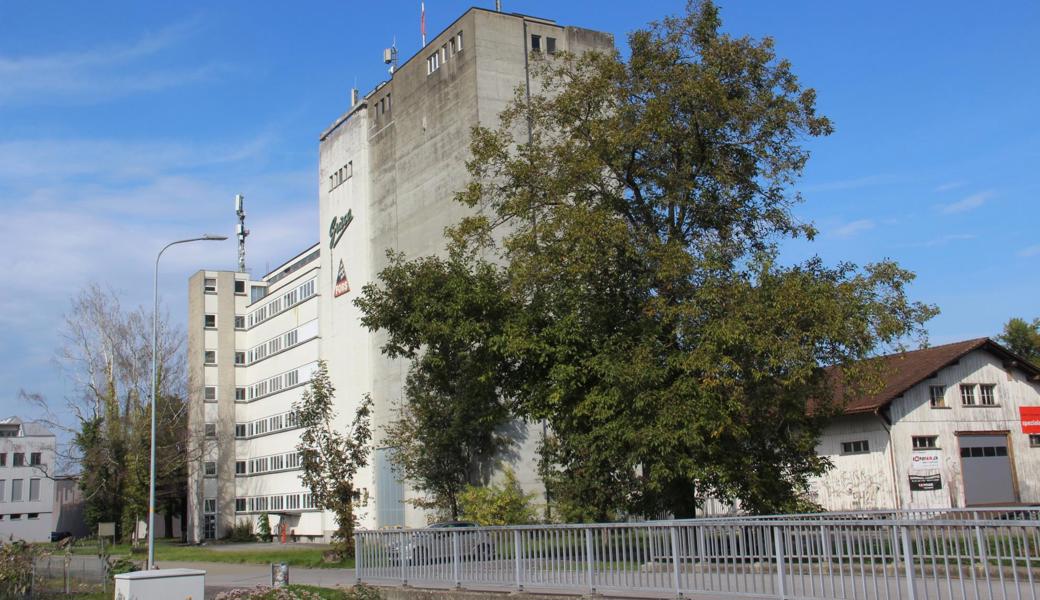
426, 31, 463, 74
248, 328, 300, 365
0, 513, 40, 521
329, 161, 354, 192
0, 479, 41, 502
247, 368, 301, 402
230, 410, 301, 440
841, 434, 1040, 455
0, 453, 42, 467
232, 451, 303, 476
247, 278, 316, 328
529, 33, 557, 54
204, 278, 247, 295
235, 492, 316, 514
929, 384, 997, 408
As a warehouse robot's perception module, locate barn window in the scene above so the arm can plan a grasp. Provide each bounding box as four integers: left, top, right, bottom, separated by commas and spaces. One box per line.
912, 435, 938, 450
979, 384, 996, 405
1030, 435, 1040, 448
840, 440, 870, 455
929, 385, 946, 408
960, 384, 976, 406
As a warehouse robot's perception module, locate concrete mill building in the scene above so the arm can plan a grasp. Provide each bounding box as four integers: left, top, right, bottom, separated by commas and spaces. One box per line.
187, 7, 614, 542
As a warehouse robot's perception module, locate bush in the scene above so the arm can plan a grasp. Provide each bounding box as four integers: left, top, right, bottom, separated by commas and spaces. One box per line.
0, 542, 38, 595
215, 585, 381, 600
257, 513, 272, 543
458, 467, 538, 526
227, 520, 257, 543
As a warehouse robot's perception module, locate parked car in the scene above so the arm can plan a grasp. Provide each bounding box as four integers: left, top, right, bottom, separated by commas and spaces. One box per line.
390, 521, 494, 564
50, 531, 72, 543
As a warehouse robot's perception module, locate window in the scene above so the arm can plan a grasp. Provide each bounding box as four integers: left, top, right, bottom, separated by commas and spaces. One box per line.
531, 34, 541, 52
235, 461, 246, 475
287, 370, 299, 387
285, 329, 298, 347
841, 440, 870, 455
450, 37, 456, 53
235, 423, 246, 438
979, 384, 996, 405
0, 480, 5, 501
456, 31, 463, 51
12, 453, 23, 467
546, 37, 557, 53
11, 479, 22, 502
929, 385, 946, 408
205, 423, 217, 439
235, 498, 246, 512
960, 384, 976, 406
235, 352, 246, 365
204, 314, 216, 328
1030, 434, 1040, 448
251, 285, 266, 303
10, 514, 20, 520
913, 435, 939, 450
204, 387, 216, 401
234, 280, 246, 294
204, 462, 216, 476
0, 453, 6, 467
204, 278, 217, 293
441, 44, 447, 64
29, 453, 40, 466
204, 350, 216, 364
28, 479, 39, 501
235, 316, 245, 329
204, 498, 216, 514
235, 388, 246, 401
27, 513, 38, 520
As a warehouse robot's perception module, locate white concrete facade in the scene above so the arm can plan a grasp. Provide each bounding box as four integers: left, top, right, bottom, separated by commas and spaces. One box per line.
0, 418, 57, 542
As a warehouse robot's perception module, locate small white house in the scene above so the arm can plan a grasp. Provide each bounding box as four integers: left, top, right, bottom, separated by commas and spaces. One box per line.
810, 338, 1040, 510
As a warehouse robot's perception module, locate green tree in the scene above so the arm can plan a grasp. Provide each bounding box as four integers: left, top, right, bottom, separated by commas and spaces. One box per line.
448, 0, 936, 518
458, 467, 538, 526
355, 251, 516, 519
256, 513, 272, 543
294, 361, 373, 555
998, 317, 1040, 365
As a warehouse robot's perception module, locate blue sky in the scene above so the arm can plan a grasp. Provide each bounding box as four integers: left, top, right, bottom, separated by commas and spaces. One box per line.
1, 0, 1037, 425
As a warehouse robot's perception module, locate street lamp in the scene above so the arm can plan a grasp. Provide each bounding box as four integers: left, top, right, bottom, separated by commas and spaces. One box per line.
149, 235, 227, 570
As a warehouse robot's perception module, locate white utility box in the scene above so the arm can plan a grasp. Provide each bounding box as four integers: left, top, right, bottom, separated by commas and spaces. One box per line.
114, 568, 206, 600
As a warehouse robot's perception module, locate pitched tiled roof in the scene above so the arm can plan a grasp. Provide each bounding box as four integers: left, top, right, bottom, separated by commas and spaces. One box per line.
831, 338, 1040, 415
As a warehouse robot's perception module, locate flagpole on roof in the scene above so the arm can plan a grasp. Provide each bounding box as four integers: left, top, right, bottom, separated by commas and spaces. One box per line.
421, 1, 427, 47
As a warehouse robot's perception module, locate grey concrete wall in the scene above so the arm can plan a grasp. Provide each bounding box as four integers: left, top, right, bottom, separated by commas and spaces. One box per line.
216, 271, 239, 536
186, 271, 206, 543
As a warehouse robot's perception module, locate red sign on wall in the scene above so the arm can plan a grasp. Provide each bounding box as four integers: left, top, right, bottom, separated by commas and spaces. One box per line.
1021, 407, 1040, 434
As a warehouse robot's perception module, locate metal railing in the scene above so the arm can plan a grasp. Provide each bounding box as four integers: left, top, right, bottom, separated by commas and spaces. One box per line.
699, 507, 1040, 523
356, 514, 1040, 599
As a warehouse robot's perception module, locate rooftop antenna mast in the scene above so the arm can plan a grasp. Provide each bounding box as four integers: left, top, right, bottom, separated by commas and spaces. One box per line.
384, 37, 399, 75
235, 194, 249, 272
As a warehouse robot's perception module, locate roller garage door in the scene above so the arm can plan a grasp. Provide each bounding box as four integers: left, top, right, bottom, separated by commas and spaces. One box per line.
959, 434, 1017, 506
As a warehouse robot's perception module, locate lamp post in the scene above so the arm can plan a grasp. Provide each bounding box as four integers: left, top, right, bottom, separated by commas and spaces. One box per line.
149, 235, 227, 570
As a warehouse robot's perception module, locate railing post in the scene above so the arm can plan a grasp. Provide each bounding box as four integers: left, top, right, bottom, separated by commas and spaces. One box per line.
514, 529, 524, 591
452, 531, 461, 589
900, 526, 917, 600
669, 526, 683, 598
399, 531, 408, 587
355, 533, 363, 584
585, 527, 596, 594
974, 523, 988, 567
773, 526, 786, 600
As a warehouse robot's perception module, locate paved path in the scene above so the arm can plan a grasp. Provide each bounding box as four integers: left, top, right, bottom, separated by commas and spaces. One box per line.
159, 561, 355, 599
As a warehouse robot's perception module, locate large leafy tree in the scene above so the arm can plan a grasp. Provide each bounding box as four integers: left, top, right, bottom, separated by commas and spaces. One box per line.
998, 317, 1040, 365
356, 251, 517, 519
362, 1, 937, 520
294, 361, 372, 555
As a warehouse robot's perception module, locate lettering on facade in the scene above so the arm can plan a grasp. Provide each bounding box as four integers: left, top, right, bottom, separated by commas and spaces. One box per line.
909, 450, 941, 472
1021, 406, 1040, 433
329, 209, 354, 249
908, 473, 942, 492
334, 259, 351, 298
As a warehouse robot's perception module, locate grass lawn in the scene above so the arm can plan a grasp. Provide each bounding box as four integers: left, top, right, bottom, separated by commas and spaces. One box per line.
68, 539, 355, 569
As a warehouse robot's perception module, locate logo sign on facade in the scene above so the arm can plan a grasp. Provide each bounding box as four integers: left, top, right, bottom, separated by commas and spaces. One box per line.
909, 450, 941, 472
908, 473, 942, 492
1021, 406, 1040, 434
334, 259, 351, 298
329, 209, 354, 249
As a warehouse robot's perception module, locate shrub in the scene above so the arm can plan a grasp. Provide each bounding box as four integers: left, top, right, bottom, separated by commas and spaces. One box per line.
257, 513, 272, 543
458, 467, 538, 526
227, 520, 257, 543
0, 542, 38, 595
215, 585, 378, 600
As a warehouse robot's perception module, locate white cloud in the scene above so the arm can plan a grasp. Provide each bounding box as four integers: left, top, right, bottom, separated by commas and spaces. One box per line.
939, 191, 994, 214
934, 181, 966, 192
0, 19, 226, 106
830, 218, 875, 238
